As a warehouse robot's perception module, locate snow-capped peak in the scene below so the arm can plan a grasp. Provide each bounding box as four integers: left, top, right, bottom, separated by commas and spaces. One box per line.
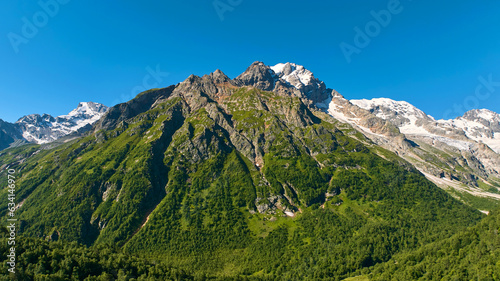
461, 109, 500, 123
435, 109, 500, 153
327, 96, 500, 153
269, 62, 330, 103
16, 102, 109, 144
349, 98, 434, 136
271, 62, 314, 89
67, 102, 108, 118
351, 98, 431, 121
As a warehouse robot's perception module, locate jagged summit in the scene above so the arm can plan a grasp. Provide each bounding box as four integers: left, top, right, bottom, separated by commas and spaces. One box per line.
271, 63, 313, 87
461, 109, 500, 123
208, 69, 231, 83
18, 102, 109, 144
270, 62, 329, 103
232, 61, 330, 103
166, 61, 331, 105
67, 102, 109, 118
16, 113, 56, 124
350, 98, 434, 131
234, 61, 276, 91
438, 108, 500, 153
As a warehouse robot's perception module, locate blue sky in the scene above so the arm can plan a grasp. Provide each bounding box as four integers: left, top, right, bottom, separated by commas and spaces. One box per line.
1, 0, 499, 122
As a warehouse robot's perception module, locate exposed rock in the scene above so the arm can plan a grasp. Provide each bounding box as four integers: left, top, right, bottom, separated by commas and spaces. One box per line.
234, 61, 276, 91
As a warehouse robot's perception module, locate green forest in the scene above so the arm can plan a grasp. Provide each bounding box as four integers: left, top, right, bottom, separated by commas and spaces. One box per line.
1, 206, 498, 280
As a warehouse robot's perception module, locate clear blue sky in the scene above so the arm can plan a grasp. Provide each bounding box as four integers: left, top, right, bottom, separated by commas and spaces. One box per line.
1, 0, 499, 122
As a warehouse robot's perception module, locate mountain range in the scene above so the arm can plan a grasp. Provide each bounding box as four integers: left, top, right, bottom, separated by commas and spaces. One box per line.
326, 92, 500, 211
0, 101, 108, 150
1, 61, 499, 280
3, 62, 500, 213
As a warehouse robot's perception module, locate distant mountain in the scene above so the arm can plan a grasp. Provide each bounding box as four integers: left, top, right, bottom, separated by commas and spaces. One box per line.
326, 95, 500, 210
0, 102, 109, 149
439, 109, 500, 153
350, 98, 500, 154
0, 119, 24, 150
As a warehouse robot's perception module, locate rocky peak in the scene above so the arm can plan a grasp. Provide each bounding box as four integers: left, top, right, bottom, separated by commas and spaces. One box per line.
271, 62, 330, 103
170, 70, 237, 112
17, 114, 55, 125
68, 102, 109, 118
460, 109, 500, 131
209, 69, 231, 84
233, 61, 330, 104
462, 109, 500, 121
184, 74, 202, 84
234, 61, 276, 91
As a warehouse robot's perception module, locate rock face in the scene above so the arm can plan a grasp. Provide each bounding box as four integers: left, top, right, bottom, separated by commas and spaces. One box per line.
271, 62, 330, 103
235, 61, 331, 104
0, 102, 109, 150
234, 61, 276, 91
94, 87, 174, 132
0, 119, 25, 150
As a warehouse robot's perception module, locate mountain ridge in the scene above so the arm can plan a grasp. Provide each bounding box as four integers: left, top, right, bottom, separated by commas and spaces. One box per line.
0, 101, 109, 150
329, 94, 500, 210
0, 62, 491, 279
4, 62, 500, 212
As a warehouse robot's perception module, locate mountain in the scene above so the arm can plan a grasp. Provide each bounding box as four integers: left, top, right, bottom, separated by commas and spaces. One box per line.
326, 95, 500, 211
0, 102, 109, 150
440, 109, 500, 153
0, 62, 485, 279
270, 62, 330, 103
234, 61, 331, 103
350, 98, 500, 153
0, 119, 25, 151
